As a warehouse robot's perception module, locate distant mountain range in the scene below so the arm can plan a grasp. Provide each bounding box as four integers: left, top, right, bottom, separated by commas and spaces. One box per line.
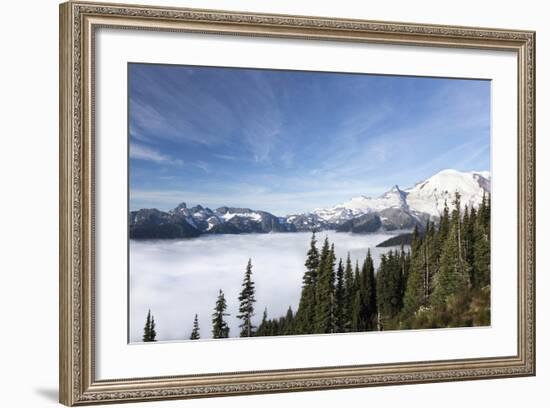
129, 169, 491, 239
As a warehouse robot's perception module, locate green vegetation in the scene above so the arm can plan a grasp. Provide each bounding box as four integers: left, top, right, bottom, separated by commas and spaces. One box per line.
143, 192, 490, 340
142, 309, 157, 342
190, 314, 200, 340
237, 259, 256, 337
211, 289, 230, 338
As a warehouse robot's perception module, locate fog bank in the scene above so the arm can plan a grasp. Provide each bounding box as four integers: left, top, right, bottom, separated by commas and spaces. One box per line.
129, 231, 404, 342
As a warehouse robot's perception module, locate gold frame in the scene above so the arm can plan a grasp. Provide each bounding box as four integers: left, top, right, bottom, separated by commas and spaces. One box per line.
59, 1, 536, 405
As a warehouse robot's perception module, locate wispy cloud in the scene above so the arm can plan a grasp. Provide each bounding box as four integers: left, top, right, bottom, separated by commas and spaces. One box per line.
130, 178, 391, 215
130, 142, 183, 166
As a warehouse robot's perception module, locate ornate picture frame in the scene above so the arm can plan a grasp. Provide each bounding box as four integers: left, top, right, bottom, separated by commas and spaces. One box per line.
59, 1, 535, 405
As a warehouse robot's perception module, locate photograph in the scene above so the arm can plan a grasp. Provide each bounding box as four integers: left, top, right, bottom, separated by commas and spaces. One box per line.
128, 63, 492, 342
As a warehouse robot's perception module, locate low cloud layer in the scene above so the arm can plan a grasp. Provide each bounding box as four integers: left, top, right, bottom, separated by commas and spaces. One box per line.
130, 231, 402, 342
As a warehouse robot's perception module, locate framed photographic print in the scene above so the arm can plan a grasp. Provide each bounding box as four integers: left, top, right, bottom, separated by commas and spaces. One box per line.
59, 1, 536, 405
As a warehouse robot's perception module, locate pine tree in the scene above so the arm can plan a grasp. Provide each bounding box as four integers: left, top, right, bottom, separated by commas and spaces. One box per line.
473, 196, 490, 288
256, 308, 269, 336
190, 314, 200, 340
343, 253, 355, 332
212, 289, 230, 339
150, 315, 157, 341
237, 258, 256, 337
295, 232, 320, 334
463, 206, 477, 287
439, 199, 451, 243
423, 221, 436, 303
142, 309, 157, 342
376, 251, 404, 329
376, 254, 389, 330
432, 195, 470, 308
351, 290, 362, 332
314, 239, 335, 333
282, 306, 295, 335
334, 258, 345, 333
427, 220, 440, 296
388, 250, 404, 316
362, 249, 377, 330
402, 226, 425, 318
350, 261, 363, 331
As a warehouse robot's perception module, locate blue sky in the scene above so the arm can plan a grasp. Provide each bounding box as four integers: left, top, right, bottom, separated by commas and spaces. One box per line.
129, 63, 490, 215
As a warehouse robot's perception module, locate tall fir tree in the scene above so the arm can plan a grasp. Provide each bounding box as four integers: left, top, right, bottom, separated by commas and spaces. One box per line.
142, 309, 157, 342
190, 314, 200, 340
362, 249, 377, 330
439, 199, 451, 244
343, 253, 355, 332
403, 225, 426, 319
351, 290, 362, 332
376, 254, 390, 330
376, 251, 404, 329
462, 206, 477, 287
314, 239, 335, 333
473, 195, 491, 288
211, 289, 230, 339
432, 194, 471, 307
282, 306, 295, 335
237, 258, 256, 337
334, 258, 345, 333
350, 261, 363, 331
256, 308, 269, 336
295, 232, 320, 334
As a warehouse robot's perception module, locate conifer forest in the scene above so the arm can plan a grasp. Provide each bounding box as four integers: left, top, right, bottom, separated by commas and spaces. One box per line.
142, 192, 491, 342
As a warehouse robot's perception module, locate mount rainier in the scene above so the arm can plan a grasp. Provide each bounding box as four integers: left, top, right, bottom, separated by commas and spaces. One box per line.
129, 169, 490, 239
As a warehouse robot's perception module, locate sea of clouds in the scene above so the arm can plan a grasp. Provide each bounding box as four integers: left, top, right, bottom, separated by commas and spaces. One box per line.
129, 231, 403, 342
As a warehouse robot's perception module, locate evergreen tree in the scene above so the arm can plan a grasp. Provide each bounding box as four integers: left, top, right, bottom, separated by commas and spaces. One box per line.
473, 197, 490, 288
237, 258, 256, 337
351, 290, 362, 332
150, 315, 157, 341
334, 258, 345, 333
314, 239, 335, 333
282, 306, 295, 335
256, 308, 269, 336
427, 220, 440, 296
271, 319, 280, 336
362, 249, 377, 330
142, 309, 157, 342
376, 254, 390, 330
432, 221, 470, 307
439, 199, 451, 243
343, 253, 355, 332
190, 314, 200, 340
463, 206, 477, 287
376, 251, 403, 329
388, 250, 404, 315
350, 260, 362, 331
295, 232, 320, 334
403, 226, 425, 318
212, 289, 230, 339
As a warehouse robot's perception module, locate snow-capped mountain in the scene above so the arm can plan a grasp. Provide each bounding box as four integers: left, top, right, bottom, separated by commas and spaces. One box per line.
405, 169, 490, 217
129, 169, 490, 239
312, 185, 409, 224
288, 169, 490, 232
130, 203, 296, 239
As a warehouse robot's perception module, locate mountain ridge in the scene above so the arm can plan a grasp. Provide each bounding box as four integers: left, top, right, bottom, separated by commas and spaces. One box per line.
129, 169, 490, 239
